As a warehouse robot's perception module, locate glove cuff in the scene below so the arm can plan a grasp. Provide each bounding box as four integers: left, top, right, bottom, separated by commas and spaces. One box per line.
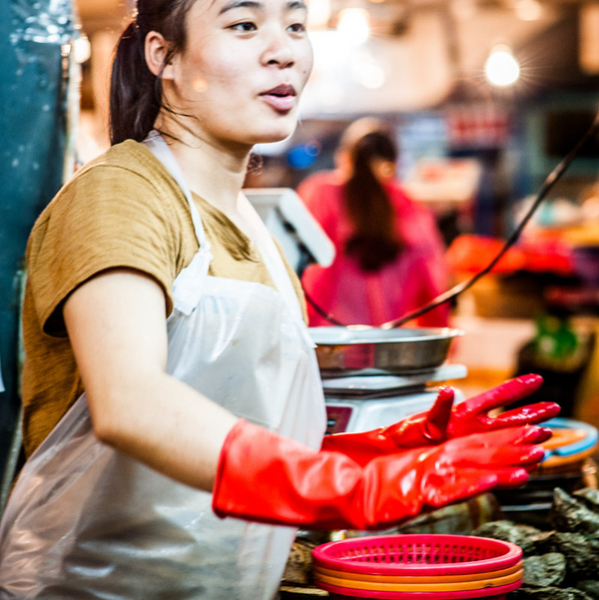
211, 419, 368, 529
212, 418, 248, 519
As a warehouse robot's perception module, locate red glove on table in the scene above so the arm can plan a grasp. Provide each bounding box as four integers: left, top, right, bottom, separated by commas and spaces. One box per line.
322, 374, 559, 466
213, 420, 547, 531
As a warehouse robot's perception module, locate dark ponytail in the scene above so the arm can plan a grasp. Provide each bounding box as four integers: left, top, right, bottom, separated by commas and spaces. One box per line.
344, 131, 403, 272
109, 0, 196, 145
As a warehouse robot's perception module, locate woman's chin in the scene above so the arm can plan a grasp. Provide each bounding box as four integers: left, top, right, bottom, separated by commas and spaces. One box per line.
252, 117, 299, 145
253, 129, 296, 146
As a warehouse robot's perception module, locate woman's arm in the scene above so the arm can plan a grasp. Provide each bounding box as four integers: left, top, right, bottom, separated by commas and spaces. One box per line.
63, 268, 549, 530
63, 267, 239, 492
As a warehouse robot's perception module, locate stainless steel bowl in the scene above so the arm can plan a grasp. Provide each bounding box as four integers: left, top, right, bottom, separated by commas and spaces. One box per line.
309, 327, 463, 375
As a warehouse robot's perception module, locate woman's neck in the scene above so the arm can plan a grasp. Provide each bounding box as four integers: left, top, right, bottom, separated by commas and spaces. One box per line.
156, 117, 250, 216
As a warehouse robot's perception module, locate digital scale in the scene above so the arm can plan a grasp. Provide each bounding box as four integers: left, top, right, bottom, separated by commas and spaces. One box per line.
321, 364, 468, 435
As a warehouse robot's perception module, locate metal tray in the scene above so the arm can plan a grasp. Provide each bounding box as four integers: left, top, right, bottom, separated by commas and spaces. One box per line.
309, 327, 463, 376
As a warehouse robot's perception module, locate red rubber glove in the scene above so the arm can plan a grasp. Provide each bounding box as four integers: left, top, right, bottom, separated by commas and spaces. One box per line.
321, 386, 455, 466
446, 374, 559, 437
322, 374, 559, 466
213, 420, 546, 531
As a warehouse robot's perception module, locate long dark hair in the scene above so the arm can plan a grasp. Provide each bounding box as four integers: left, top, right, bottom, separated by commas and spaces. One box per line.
343, 130, 403, 272
109, 0, 196, 145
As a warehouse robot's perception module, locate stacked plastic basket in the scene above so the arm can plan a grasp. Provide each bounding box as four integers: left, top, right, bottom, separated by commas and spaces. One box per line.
312, 534, 523, 600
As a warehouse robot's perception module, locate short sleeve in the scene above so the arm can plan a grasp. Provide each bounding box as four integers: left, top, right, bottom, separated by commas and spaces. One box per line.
27, 164, 179, 337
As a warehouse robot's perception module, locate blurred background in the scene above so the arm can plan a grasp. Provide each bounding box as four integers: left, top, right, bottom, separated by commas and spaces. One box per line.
73, 0, 599, 419
5, 0, 599, 490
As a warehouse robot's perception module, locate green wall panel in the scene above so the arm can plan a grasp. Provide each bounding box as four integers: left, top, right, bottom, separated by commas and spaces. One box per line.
0, 0, 73, 475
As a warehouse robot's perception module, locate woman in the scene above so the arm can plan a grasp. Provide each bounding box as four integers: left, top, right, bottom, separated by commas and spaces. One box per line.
0, 1, 558, 598
299, 118, 449, 327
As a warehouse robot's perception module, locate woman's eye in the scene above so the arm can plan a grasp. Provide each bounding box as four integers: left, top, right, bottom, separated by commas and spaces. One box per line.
288, 22, 306, 33
230, 21, 257, 32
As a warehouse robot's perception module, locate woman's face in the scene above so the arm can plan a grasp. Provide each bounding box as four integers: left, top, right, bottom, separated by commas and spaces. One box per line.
161, 0, 313, 150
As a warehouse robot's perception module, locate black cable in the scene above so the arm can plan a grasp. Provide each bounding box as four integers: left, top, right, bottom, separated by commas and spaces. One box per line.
304, 289, 346, 327
305, 111, 599, 330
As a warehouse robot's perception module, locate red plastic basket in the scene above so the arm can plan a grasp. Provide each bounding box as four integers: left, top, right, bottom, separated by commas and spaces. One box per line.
311, 535, 522, 577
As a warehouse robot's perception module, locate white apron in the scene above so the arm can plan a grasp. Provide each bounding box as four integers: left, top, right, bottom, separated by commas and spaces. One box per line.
0, 134, 326, 600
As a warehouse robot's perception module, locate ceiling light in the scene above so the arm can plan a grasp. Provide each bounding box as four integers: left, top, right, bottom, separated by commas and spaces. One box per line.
336, 8, 370, 45
485, 45, 520, 87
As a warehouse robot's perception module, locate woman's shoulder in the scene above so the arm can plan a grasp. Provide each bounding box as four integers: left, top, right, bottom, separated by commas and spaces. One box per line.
34, 140, 185, 229
387, 181, 444, 246
26, 139, 189, 273
388, 181, 435, 219
386, 180, 416, 205
76, 140, 174, 189
26, 140, 189, 336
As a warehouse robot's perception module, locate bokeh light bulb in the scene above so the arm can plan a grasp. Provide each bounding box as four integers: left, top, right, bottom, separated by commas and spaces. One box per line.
352, 59, 386, 89
485, 45, 520, 87
73, 35, 91, 64
337, 8, 370, 45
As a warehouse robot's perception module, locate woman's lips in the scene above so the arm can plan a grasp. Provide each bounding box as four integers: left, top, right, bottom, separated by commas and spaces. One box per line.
260, 84, 296, 112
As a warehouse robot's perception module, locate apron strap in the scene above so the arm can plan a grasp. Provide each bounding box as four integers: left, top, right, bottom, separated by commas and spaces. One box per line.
143, 132, 213, 316
143, 131, 314, 345
143, 132, 210, 251
238, 194, 316, 348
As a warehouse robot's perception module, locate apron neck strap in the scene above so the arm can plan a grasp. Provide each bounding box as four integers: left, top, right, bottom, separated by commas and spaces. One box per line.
143, 132, 313, 345
238, 194, 315, 346
143, 131, 209, 249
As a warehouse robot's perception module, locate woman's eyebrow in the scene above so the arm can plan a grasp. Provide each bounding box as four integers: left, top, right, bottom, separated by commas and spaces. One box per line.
287, 0, 308, 10
218, 0, 307, 13
219, 0, 262, 13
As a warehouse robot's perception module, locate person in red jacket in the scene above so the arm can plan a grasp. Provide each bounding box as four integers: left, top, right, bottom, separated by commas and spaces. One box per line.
298, 118, 449, 327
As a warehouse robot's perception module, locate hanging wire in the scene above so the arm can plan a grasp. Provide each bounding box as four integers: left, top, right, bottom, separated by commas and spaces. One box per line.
304, 289, 346, 327
305, 110, 599, 330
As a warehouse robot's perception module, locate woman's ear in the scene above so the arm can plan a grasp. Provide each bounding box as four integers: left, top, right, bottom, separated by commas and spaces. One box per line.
145, 31, 175, 79
372, 159, 396, 181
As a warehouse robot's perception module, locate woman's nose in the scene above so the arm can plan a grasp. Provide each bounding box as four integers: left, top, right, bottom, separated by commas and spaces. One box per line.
262, 30, 295, 68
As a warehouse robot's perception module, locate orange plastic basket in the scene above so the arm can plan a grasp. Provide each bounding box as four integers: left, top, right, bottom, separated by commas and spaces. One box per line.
313, 567, 523, 592
313, 561, 523, 584
311, 535, 522, 577
322, 581, 519, 599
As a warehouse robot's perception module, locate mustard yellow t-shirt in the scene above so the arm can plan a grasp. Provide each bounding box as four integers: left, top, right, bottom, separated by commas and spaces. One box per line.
21, 140, 306, 458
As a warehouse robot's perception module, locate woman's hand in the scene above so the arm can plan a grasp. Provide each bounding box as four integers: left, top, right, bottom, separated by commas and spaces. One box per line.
446, 374, 559, 437
321, 386, 455, 465
214, 421, 546, 531
322, 374, 559, 466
